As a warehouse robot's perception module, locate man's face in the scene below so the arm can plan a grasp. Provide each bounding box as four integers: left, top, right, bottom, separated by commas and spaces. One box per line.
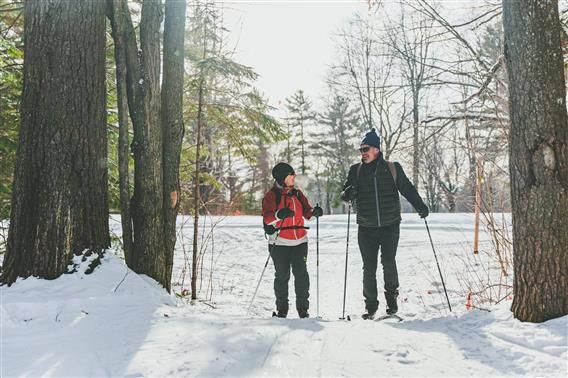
360, 144, 380, 164
283, 172, 296, 187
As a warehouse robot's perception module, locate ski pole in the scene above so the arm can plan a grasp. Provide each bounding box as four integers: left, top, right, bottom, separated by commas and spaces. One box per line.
424, 218, 452, 312
316, 203, 320, 318
247, 230, 280, 315
340, 204, 351, 320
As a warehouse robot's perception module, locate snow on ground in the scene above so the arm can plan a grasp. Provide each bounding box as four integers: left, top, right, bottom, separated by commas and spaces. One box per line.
1, 214, 567, 377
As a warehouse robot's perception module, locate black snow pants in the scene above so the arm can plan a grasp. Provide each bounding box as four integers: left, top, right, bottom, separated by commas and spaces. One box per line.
358, 223, 400, 312
269, 242, 309, 313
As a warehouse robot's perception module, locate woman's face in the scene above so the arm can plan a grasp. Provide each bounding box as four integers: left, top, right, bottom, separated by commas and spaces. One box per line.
284, 173, 296, 187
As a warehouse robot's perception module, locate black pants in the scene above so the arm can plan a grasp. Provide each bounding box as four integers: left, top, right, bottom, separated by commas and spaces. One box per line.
358, 223, 400, 312
269, 242, 309, 312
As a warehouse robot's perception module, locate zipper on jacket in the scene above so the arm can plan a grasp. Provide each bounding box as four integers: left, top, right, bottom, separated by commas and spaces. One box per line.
291, 195, 298, 239
374, 163, 382, 227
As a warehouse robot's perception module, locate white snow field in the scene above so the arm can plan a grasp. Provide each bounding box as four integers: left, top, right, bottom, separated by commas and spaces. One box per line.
1, 214, 567, 377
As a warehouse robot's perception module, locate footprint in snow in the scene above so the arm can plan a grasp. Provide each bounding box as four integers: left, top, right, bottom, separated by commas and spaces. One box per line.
396, 350, 419, 364
371, 349, 395, 356
398, 359, 418, 365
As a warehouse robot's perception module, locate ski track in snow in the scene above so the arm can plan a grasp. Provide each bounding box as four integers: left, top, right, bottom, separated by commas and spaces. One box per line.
1, 213, 567, 377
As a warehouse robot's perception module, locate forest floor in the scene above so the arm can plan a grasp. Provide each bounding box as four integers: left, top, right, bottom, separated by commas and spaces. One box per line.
1, 214, 567, 377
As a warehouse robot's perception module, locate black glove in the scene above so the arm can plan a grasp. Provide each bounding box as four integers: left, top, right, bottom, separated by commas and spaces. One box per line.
418, 205, 429, 218
340, 186, 357, 202
276, 207, 294, 220
312, 205, 323, 218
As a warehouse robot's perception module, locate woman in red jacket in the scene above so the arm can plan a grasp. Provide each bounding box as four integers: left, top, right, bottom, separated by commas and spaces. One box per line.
262, 163, 323, 318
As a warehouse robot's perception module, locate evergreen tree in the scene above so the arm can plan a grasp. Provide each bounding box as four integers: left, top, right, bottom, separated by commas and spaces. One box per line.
0, 3, 23, 218
311, 95, 360, 211
183, 0, 282, 298
184, 0, 282, 213
285, 90, 315, 175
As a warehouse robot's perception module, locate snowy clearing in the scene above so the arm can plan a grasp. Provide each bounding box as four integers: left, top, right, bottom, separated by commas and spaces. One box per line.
1, 214, 567, 377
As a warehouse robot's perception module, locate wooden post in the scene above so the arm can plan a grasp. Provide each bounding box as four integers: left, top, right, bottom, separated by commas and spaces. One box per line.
473, 160, 482, 254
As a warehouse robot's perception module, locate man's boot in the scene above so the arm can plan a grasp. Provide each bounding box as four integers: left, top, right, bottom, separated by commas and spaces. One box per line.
275, 309, 288, 318
298, 309, 310, 318
362, 309, 376, 320
385, 291, 398, 315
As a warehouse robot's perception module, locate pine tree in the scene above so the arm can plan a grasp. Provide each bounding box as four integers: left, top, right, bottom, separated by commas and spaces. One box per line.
183, 0, 282, 298
285, 90, 315, 174
0, 4, 23, 218
312, 95, 360, 210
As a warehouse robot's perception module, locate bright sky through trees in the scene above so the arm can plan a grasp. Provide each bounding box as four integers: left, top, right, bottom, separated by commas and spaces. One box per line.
222, 1, 369, 111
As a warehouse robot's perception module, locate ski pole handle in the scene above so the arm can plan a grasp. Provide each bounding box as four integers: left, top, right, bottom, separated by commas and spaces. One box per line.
275, 226, 310, 231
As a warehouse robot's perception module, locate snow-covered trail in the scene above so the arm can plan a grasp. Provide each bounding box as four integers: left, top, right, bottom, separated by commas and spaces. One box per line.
185, 214, 475, 317
2, 214, 567, 377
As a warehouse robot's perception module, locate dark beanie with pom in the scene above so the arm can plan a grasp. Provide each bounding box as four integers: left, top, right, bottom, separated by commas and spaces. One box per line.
361, 128, 381, 149
272, 162, 295, 186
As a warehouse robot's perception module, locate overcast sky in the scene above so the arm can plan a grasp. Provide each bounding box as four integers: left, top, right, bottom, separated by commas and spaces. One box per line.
221, 1, 371, 113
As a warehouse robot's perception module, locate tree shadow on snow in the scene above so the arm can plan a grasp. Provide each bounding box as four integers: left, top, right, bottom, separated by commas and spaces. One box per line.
191, 316, 326, 377
385, 310, 567, 376
1, 257, 168, 377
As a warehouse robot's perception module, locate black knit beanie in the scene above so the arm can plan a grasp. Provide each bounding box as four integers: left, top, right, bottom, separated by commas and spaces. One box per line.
361, 128, 381, 149
272, 162, 295, 186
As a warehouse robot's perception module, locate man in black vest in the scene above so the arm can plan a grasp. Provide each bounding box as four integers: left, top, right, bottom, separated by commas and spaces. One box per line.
341, 128, 429, 319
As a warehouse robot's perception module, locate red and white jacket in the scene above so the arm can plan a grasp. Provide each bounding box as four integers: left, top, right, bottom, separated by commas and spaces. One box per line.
262, 183, 315, 246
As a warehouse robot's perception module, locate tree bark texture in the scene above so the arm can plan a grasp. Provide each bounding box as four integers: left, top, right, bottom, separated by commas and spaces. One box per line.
109, 0, 185, 292
161, 0, 186, 292
503, 0, 568, 322
129, 2, 166, 283
2, 0, 109, 284
108, 0, 134, 266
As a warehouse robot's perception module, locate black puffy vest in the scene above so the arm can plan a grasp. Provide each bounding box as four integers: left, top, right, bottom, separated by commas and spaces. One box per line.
354, 157, 401, 228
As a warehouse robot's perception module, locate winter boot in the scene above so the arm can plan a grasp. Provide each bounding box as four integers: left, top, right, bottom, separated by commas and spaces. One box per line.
275, 309, 288, 318
298, 309, 310, 319
385, 291, 398, 315
362, 309, 376, 320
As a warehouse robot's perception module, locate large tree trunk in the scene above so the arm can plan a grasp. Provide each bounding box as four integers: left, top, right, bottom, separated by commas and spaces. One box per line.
161, 0, 186, 292
2, 0, 109, 284
129, 2, 165, 282
109, 0, 186, 292
503, 0, 568, 322
109, 0, 134, 266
